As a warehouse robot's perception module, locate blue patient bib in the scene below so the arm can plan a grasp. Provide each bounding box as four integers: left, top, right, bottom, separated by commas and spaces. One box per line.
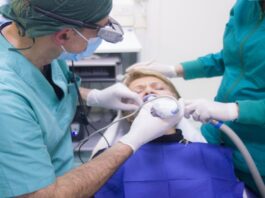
95, 143, 244, 198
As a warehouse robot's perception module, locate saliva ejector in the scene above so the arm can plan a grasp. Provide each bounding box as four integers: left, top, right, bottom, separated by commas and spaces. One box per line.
143, 94, 179, 119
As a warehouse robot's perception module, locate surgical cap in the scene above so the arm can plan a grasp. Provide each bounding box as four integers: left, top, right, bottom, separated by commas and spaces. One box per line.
0, 0, 112, 37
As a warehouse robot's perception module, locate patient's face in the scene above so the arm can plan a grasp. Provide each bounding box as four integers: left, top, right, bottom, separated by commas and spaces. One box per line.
128, 76, 176, 100
124, 76, 177, 127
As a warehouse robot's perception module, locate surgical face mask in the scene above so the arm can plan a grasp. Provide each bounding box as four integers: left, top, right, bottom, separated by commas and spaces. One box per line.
58, 29, 102, 61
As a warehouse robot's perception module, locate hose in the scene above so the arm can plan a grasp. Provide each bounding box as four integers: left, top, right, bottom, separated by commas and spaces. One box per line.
211, 120, 265, 197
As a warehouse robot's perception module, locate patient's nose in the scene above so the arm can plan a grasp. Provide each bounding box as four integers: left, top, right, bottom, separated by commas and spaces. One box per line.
143, 90, 155, 99
145, 86, 155, 93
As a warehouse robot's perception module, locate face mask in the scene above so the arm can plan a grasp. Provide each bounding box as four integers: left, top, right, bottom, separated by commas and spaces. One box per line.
58, 29, 102, 61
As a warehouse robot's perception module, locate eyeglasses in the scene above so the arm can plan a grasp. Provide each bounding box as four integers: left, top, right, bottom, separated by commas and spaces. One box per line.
32, 5, 124, 43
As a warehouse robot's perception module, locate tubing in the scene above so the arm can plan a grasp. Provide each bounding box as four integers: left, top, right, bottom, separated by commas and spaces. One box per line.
211, 120, 265, 197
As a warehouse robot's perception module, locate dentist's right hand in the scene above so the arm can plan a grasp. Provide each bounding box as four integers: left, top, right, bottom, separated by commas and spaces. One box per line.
119, 99, 184, 151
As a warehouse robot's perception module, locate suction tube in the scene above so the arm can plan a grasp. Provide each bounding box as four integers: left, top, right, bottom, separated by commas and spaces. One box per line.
211, 120, 265, 197
143, 94, 179, 119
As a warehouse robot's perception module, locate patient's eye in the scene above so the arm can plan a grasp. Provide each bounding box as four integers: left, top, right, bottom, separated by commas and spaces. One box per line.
151, 82, 166, 90
131, 85, 145, 93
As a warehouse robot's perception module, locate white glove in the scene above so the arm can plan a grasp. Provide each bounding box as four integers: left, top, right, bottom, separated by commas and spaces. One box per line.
86, 83, 142, 111
119, 99, 184, 151
184, 99, 239, 123
126, 60, 178, 78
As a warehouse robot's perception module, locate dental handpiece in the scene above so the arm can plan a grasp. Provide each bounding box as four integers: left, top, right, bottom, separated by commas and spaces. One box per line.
143, 94, 179, 119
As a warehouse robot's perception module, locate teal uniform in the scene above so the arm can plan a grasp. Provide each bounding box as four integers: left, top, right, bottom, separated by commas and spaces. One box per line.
182, 0, 265, 193
0, 31, 79, 196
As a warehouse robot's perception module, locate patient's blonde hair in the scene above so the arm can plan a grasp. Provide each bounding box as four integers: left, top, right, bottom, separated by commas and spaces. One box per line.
123, 69, 181, 99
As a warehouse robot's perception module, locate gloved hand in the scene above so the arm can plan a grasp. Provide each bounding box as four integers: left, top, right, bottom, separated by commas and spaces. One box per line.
184, 99, 239, 123
119, 99, 185, 151
126, 60, 180, 78
87, 83, 142, 111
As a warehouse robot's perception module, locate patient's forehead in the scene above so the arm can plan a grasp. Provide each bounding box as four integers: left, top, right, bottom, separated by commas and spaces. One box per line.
128, 76, 169, 89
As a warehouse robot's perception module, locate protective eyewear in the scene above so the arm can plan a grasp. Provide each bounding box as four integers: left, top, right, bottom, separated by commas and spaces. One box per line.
32, 5, 124, 43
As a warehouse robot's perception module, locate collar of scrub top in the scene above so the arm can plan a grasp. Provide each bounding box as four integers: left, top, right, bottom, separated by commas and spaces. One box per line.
32, 5, 124, 43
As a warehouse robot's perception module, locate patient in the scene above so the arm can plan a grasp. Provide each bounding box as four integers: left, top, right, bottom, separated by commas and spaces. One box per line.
93, 69, 244, 197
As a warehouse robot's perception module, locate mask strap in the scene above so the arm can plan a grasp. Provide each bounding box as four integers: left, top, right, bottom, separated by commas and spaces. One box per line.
61, 45, 67, 52
9, 37, 36, 52
73, 28, 89, 42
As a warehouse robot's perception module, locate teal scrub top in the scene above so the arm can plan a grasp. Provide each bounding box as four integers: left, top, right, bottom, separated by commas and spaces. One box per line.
181, 0, 265, 192
0, 33, 79, 197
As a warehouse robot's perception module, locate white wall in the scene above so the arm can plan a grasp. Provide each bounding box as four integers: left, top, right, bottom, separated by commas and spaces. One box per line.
135, 0, 236, 100
113, 0, 236, 100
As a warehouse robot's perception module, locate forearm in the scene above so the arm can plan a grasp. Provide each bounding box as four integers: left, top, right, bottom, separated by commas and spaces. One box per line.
181, 52, 225, 80
237, 99, 265, 125
18, 143, 133, 198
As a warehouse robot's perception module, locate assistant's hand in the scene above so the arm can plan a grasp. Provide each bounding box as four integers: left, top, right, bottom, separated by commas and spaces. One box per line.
86, 83, 142, 111
119, 99, 184, 151
184, 99, 239, 123
126, 60, 183, 78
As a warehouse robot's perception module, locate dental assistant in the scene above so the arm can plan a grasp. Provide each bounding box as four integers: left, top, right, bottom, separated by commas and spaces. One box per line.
128, 0, 265, 195
0, 0, 183, 197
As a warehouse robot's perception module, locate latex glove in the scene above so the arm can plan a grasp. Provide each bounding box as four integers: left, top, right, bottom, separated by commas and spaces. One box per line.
119, 99, 184, 151
184, 99, 239, 123
126, 60, 178, 78
87, 83, 142, 111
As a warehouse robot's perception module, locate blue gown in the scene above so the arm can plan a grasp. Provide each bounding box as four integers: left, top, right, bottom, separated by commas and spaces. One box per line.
95, 135, 244, 198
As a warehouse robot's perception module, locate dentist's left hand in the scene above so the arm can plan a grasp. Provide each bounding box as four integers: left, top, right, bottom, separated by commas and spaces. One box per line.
86, 83, 142, 111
